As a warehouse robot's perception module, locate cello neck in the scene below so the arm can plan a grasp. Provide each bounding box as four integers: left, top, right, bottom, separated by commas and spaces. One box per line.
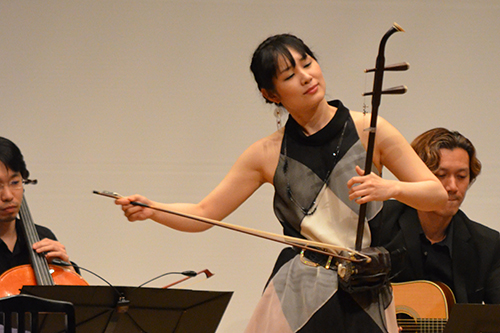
18, 193, 54, 286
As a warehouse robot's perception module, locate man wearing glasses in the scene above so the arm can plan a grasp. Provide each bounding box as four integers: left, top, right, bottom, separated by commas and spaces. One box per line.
0, 136, 76, 277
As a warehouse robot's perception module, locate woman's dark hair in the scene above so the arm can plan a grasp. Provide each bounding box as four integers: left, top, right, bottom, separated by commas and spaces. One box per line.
250, 34, 317, 104
0, 137, 30, 179
411, 127, 481, 185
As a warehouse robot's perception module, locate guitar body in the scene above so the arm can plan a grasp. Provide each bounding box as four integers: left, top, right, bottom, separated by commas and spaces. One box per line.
392, 280, 455, 332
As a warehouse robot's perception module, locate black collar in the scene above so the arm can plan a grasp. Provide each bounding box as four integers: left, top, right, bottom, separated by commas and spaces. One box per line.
285, 100, 350, 146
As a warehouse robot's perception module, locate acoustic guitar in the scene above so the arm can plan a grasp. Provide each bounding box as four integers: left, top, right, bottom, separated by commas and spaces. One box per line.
392, 280, 455, 333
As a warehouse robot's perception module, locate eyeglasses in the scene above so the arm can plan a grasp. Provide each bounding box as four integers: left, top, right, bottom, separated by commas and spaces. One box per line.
0, 179, 25, 192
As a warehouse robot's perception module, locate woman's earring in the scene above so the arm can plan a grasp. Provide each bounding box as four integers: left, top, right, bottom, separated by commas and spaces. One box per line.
273, 105, 287, 130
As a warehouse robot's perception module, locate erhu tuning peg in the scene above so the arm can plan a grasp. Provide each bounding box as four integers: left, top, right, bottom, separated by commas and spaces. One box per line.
363, 85, 407, 97
365, 62, 410, 73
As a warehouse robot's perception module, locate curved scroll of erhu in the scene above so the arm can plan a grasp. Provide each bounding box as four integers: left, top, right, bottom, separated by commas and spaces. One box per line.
355, 23, 409, 251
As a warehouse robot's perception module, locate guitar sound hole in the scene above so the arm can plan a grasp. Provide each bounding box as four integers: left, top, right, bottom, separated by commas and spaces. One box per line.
397, 313, 417, 333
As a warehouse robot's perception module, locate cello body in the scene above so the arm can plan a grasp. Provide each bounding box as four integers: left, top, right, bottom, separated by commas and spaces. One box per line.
0, 264, 88, 297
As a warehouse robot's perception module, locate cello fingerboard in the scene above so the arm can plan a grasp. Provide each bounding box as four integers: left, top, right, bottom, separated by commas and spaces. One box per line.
19, 194, 55, 286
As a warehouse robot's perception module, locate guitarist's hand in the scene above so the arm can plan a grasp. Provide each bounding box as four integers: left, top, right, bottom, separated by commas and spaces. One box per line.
32, 238, 76, 272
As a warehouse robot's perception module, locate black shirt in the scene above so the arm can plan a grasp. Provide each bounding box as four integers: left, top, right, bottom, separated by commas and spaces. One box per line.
420, 222, 454, 289
370, 199, 500, 303
0, 218, 57, 276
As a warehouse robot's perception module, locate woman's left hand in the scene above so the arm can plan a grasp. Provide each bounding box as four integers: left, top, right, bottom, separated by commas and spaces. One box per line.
347, 165, 398, 204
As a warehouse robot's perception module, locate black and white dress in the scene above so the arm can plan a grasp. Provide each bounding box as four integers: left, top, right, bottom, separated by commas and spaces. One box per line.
245, 100, 397, 333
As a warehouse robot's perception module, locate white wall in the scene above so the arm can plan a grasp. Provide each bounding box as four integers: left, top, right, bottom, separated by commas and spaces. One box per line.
1, 0, 499, 331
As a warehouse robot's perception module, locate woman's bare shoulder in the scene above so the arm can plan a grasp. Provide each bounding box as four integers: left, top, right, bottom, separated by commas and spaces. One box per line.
249, 128, 283, 151
349, 110, 370, 124
349, 110, 371, 142
241, 129, 283, 184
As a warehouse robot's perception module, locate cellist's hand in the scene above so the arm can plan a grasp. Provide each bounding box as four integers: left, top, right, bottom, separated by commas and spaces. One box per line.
33, 238, 71, 265
33, 238, 77, 273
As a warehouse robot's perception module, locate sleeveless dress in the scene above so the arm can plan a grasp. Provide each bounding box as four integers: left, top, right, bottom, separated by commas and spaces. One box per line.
245, 100, 398, 333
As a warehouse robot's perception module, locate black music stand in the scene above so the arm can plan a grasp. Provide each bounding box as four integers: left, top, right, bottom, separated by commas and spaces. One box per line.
443, 303, 500, 333
21, 285, 232, 333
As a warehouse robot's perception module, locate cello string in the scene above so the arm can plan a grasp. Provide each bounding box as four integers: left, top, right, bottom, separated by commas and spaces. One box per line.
20, 193, 54, 285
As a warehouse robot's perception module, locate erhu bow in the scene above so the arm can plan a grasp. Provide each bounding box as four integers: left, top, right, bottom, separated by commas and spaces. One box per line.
94, 191, 372, 263
354, 23, 409, 251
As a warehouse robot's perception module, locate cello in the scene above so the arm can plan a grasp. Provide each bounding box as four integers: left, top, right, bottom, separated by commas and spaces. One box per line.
0, 183, 88, 297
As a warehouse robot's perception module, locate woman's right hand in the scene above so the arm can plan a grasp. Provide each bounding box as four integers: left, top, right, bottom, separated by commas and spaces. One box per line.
115, 194, 154, 222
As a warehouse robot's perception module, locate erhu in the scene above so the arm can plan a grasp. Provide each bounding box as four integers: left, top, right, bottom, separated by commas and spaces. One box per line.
334, 23, 409, 293
355, 23, 409, 251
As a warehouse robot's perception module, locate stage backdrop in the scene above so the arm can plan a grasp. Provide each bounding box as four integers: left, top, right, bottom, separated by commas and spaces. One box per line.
1, 1, 499, 332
